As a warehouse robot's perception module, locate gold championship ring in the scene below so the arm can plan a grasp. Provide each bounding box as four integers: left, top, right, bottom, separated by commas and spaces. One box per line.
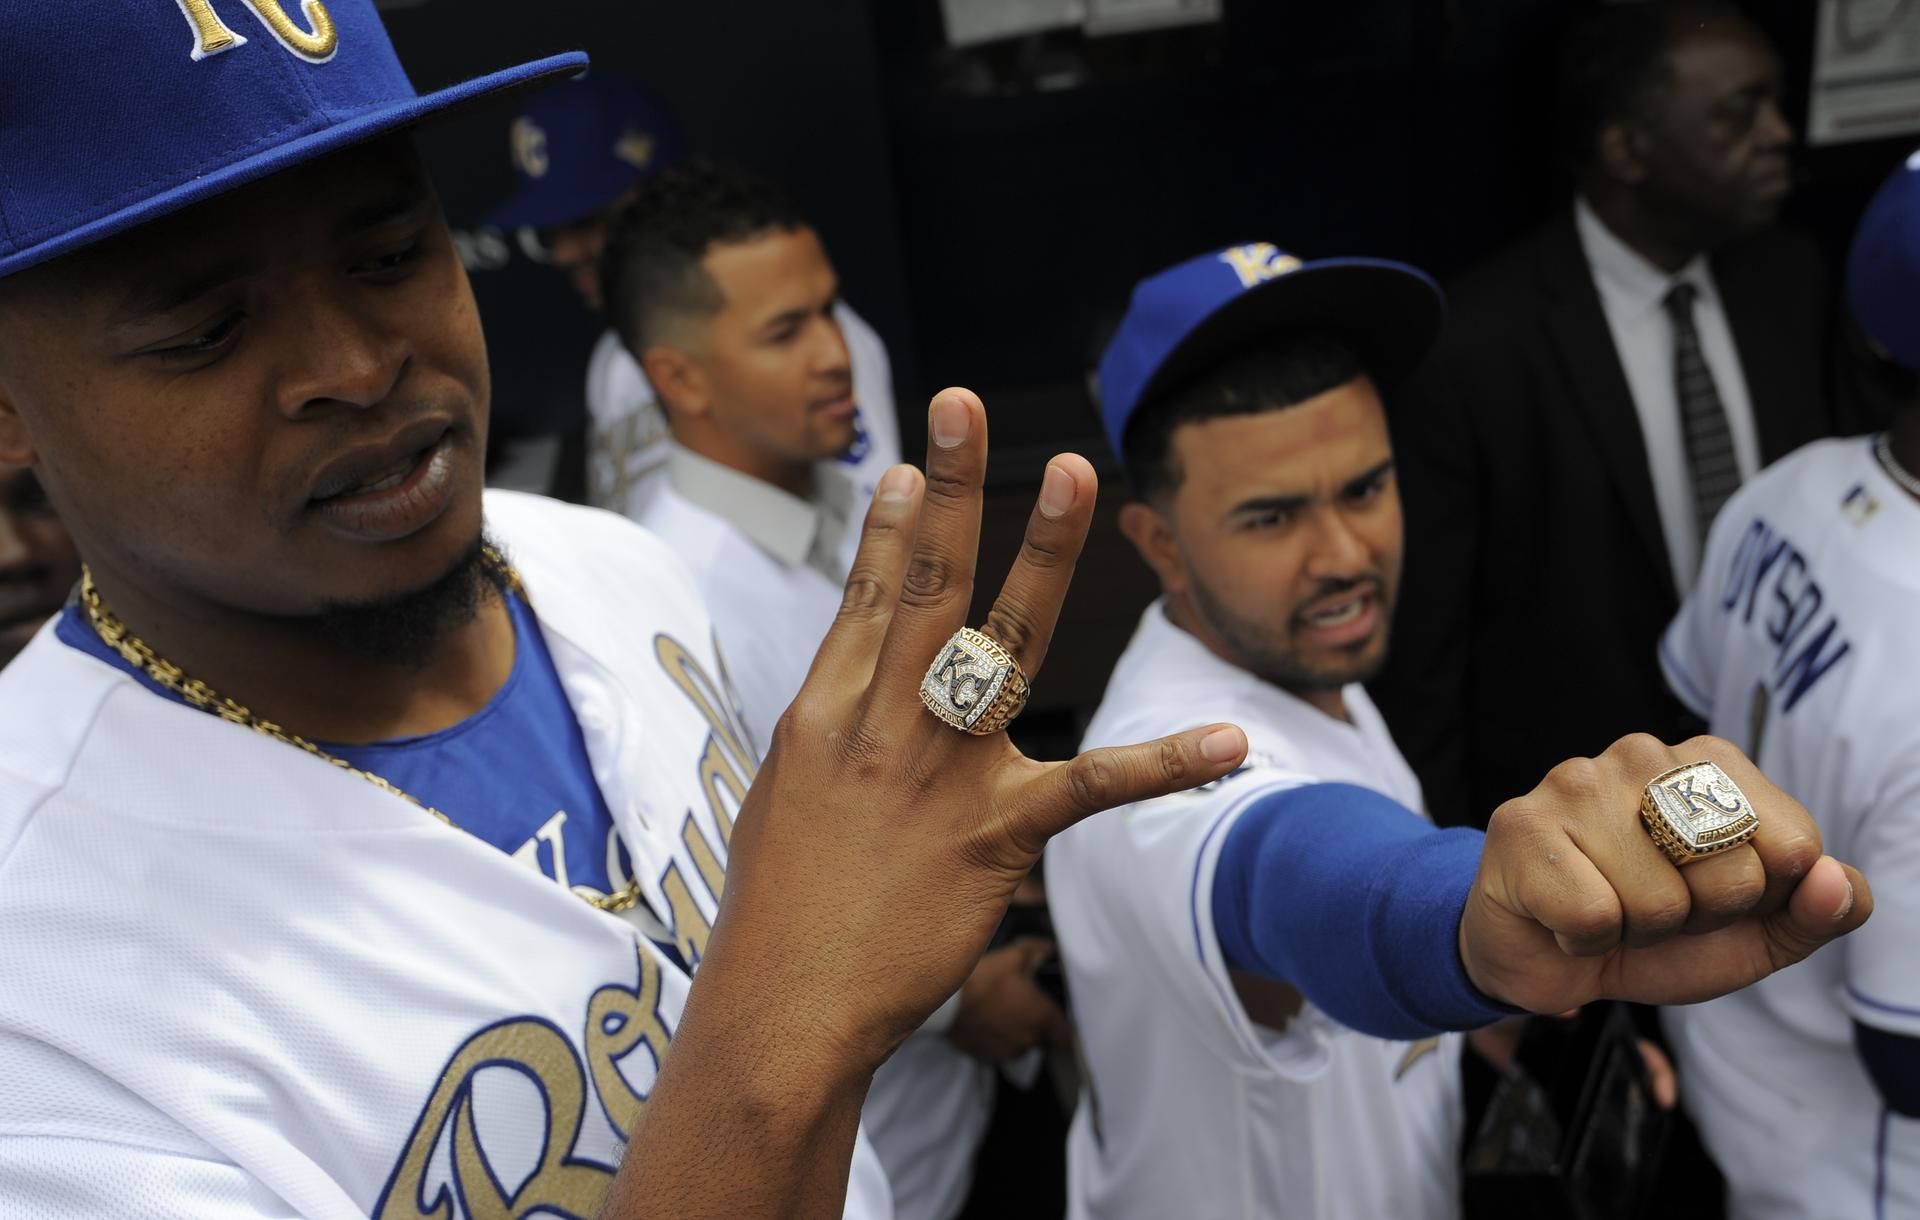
920, 627, 1030, 736
1640, 761, 1759, 866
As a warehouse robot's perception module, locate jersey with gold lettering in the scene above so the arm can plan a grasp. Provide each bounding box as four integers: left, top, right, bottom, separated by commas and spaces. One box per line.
0, 490, 893, 1220
1048, 602, 1463, 1220
1660, 436, 1920, 1220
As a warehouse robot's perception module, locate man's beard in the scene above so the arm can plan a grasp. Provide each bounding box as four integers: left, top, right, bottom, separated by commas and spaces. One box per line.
1189, 573, 1389, 695
309, 531, 507, 667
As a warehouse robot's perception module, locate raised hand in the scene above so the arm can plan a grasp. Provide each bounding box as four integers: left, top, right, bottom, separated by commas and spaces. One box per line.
611, 390, 1247, 1219
1461, 733, 1872, 1015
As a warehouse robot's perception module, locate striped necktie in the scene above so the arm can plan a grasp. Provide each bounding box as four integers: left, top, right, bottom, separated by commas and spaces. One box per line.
1663, 282, 1740, 550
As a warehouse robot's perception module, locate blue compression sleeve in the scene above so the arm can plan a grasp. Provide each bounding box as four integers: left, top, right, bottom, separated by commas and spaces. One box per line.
1856, 1022, 1920, 1118
1211, 782, 1519, 1039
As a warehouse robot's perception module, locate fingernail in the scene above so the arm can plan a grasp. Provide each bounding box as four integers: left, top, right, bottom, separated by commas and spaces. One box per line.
1200, 726, 1244, 764
876, 465, 916, 503
931, 395, 971, 448
1833, 877, 1856, 921
1038, 464, 1075, 519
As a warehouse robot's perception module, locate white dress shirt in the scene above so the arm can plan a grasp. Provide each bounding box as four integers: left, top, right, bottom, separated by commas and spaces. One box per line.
1575, 197, 1763, 592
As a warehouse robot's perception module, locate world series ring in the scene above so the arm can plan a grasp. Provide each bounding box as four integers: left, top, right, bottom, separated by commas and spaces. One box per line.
920, 627, 1031, 735
1640, 761, 1759, 866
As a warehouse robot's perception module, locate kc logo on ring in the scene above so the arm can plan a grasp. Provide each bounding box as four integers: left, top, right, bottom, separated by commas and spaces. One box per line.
172, 0, 339, 63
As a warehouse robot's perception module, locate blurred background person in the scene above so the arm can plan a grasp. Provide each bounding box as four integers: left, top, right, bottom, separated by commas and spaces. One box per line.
601, 161, 1070, 1220
488, 73, 900, 519
0, 461, 78, 666
1376, 0, 1853, 832
1657, 152, 1920, 1220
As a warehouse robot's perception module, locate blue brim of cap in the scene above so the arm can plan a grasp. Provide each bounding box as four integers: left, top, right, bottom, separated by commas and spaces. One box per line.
484, 158, 643, 232
1135, 258, 1444, 420
0, 51, 588, 279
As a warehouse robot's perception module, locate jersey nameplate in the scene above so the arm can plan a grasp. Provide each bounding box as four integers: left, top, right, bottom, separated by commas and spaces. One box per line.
1715, 515, 1852, 714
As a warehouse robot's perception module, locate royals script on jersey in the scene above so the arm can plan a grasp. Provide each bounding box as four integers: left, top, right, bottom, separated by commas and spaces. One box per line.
1049, 603, 1463, 1220
0, 491, 892, 1220
1661, 436, 1920, 1220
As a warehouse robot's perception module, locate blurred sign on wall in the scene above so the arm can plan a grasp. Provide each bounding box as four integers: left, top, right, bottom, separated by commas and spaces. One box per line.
1809, 0, 1920, 145
938, 0, 1219, 48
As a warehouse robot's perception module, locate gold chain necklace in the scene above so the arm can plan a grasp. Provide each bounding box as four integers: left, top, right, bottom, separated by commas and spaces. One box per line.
79, 552, 643, 914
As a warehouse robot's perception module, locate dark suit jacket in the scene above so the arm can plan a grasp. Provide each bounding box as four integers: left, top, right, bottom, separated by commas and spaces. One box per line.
1371, 208, 1842, 829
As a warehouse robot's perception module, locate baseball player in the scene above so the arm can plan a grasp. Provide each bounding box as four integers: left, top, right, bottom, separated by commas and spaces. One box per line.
1657, 156, 1920, 1219
485, 75, 900, 517
1047, 244, 1665, 1219
0, 4, 1881, 1218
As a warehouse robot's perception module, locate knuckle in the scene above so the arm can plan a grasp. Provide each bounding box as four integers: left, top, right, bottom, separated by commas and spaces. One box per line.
1607, 732, 1672, 772
1564, 891, 1624, 946
1157, 736, 1191, 785
984, 598, 1040, 654
1066, 752, 1119, 812
837, 569, 890, 618
1625, 888, 1690, 938
899, 551, 963, 610
922, 465, 972, 506
1543, 755, 1609, 806
1017, 523, 1074, 570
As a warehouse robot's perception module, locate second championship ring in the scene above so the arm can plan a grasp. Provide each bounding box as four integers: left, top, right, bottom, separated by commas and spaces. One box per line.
920, 627, 1030, 736
1640, 761, 1759, 866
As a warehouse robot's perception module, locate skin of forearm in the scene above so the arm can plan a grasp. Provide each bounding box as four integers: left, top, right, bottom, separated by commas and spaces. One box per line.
597, 948, 876, 1220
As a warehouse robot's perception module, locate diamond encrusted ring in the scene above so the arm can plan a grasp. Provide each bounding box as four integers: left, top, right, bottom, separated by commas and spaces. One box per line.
919, 627, 1031, 736
1640, 761, 1760, 866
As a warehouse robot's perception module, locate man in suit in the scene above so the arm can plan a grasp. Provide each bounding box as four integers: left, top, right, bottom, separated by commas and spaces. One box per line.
1375, 0, 1844, 830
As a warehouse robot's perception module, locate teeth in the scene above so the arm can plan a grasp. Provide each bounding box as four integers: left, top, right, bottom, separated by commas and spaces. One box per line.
334, 454, 417, 498
1306, 598, 1365, 627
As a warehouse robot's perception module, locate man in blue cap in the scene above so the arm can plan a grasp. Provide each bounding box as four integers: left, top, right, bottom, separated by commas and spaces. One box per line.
486, 74, 900, 518
1656, 155, 1920, 1220
1050, 244, 1673, 1219
0, 3, 1283, 1215
0, 4, 1881, 1217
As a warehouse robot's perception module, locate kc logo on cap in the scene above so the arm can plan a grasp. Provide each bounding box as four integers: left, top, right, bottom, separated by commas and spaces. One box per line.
1218, 243, 1304, 290
0, 0, 583, 279
173, 0, 339, 64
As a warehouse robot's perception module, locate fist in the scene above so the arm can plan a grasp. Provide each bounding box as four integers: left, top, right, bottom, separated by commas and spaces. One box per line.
1460, 734, 1871, 1015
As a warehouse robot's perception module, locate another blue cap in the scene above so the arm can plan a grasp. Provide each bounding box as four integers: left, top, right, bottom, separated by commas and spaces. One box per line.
1097, 243, 1444, 467
0, 0, 586, 279
485, 74, 687, 231
1847, 150, 1920, 372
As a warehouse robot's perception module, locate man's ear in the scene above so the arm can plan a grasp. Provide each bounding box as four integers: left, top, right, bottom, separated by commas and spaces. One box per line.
1597, 120, 1650, 188
1117, 499, 1187, 596
641, 345, 710, 425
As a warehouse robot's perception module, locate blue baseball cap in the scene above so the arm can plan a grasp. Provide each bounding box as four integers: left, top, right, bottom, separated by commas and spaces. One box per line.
1847, 149, 1920, 372
485, 74, 688, 231
0, 0, 586, 279
1097, 243, 1444, 467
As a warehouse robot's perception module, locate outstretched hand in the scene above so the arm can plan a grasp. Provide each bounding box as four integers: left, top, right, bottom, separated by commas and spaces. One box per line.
1461, 733, 1871, 1015
693, 387, 1245, 1071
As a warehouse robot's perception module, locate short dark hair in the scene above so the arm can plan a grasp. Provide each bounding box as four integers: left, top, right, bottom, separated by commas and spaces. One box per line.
1121, 333, 1366, 501
600, 160, 807, 354
1555, 0, 1748, 172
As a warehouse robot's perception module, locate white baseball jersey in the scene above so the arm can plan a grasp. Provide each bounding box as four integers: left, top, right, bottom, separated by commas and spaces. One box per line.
640, 482, 993, 1220
0, 491, 893, 1220
1660, 436, 1920, 1220
1049, 602, 1463, 1220
585, 302, 902, 519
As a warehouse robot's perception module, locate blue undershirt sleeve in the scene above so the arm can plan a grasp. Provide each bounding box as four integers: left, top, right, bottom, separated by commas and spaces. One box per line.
1210, 781, 1520, 1039
1855, 1021, 1920, 1118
